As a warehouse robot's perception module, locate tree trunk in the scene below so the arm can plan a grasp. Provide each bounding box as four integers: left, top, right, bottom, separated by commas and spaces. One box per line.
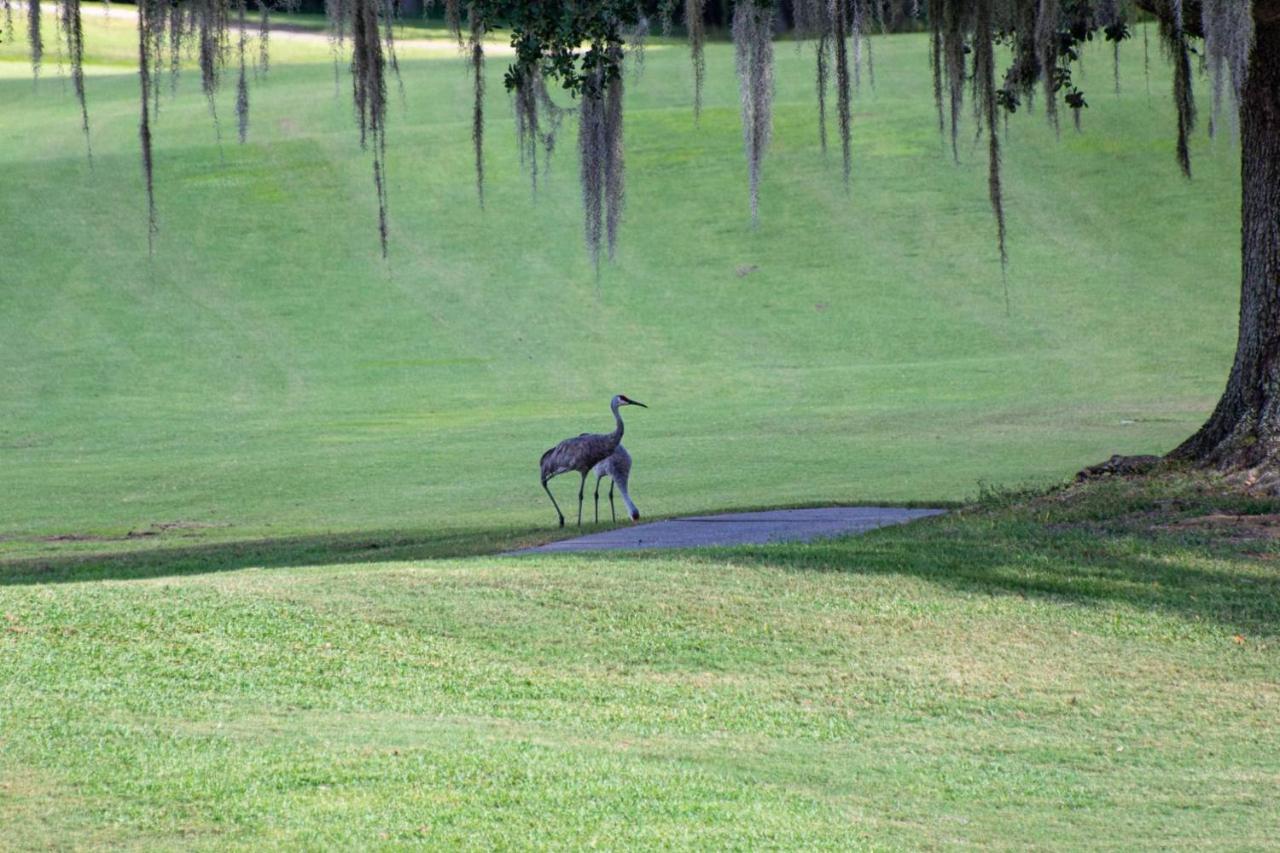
1169, 11, 1280, 485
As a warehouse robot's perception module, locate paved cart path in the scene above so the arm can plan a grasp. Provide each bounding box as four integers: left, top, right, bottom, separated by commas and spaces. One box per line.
511, 507, 946, 554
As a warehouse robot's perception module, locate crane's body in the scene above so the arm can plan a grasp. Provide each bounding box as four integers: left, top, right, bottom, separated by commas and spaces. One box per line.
540, 395, 646, 527
593, 444, 639, 523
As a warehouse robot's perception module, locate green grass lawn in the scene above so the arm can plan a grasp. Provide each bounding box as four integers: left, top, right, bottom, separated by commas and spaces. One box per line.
0, 5, 1243, 553
3, 7, 1277, 848
3, 475, 1278, 847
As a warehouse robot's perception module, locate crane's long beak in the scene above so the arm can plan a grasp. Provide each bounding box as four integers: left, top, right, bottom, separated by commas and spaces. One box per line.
629, 400, 648, 408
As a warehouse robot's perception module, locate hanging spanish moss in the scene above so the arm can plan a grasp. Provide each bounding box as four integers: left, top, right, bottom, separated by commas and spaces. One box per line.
659, 0, 677, 35
14, 0, 1249, 275
831, 0, 852, 183
1142, 15, 1151, 95
443, 0, 461, 41
512, 63, 569, 196
973, 0, 1007, 301
194, 0, 227, 140
578, 42, 625, 266
685, 0, 706, 121
1200, 0, 1252, 140
468, 6, 485, 207
851, 0, 862, 90
816, 31, 831, 153
167, 0, 182, 96
733, 0, 773, 225
624, 12, 648, 78
257, 1, 270, 74
512, 64, 539, 189
326, 0, 349, 92
1159, 9, 1196, 177
236, 0, 249, 142
929, 12, 943, 135
861, 14, 875, 91
1034, 0, 1060, 134
137, 0, 158, 252
350, 0, 390, 253
4, 0, 13, 45
603, 41, 625, 261
58, 0, 90, 162
939, 0, 966, 161
379, 0, 404, 104
851, 0, 874, 92
27, 0, 41, 77
791, 0, 833, 156
1095, 0, 1125, 95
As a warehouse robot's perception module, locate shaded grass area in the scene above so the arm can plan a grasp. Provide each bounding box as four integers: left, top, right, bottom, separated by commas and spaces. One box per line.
2, 476, 1278, 847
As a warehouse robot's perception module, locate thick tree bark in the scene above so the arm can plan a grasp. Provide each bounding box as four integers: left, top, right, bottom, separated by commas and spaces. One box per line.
1169, 11, 1280, 482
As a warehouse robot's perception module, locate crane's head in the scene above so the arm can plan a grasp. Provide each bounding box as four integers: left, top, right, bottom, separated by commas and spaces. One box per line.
613, 394, 647, 409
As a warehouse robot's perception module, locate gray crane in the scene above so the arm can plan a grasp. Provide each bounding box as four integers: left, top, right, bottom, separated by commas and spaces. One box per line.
593, 444, 639, 523
540, 394, 646, 527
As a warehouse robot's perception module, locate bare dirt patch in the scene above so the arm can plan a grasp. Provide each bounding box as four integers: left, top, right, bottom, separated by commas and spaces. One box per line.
1161, 513, 1280, 542
37, 521, 230, 544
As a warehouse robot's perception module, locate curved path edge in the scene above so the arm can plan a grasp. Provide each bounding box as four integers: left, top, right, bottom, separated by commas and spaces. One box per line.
509, 507, 946, 555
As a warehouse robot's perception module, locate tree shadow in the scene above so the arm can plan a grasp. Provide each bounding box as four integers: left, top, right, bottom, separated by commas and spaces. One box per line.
0, 524, 567, 587
666, 522, 1280, 636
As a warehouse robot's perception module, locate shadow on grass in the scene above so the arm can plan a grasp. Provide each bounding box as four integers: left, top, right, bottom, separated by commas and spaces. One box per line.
0, 499, 957, 588
0, 524, 566, 587
5, 487, 1278, 636
668, 517, 1280, 635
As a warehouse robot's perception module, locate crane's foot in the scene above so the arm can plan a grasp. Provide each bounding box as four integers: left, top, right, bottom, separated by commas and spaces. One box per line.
558, 516, 565, 528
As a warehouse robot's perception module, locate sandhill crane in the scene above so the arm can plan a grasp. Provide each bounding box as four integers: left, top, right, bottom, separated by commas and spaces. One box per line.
594, 444, 639, 523
540, 394, 646, 527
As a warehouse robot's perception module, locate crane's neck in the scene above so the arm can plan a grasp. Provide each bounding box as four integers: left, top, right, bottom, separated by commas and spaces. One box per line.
610, 398, 625, 444
614, 472, 639, 520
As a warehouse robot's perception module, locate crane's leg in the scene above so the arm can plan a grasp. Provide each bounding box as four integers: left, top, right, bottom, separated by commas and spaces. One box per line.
577, 472, 587, 527
608, 479, 617, 523
542, 478, 565, 528
594, 474, 602, 523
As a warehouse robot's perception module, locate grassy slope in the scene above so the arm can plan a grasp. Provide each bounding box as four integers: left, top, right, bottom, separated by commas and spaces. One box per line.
0, 7, 1242, 556
3, 10, 1277, 848
2, 475, 1278, 848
